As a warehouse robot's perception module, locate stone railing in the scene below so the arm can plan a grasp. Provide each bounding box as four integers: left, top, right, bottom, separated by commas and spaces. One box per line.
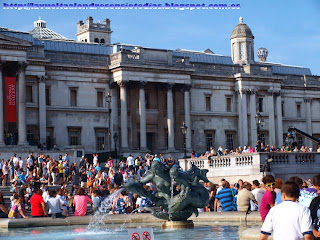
179, 152, 320, 183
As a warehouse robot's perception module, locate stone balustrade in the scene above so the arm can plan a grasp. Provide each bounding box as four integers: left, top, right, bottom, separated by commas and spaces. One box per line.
179, 152, 320, 183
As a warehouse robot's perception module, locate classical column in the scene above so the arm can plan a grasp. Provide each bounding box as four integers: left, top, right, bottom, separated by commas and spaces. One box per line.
17, 62, 28, 145
249, 89, 257, 147
268, 91, 276, 146
110, 83, 118, 151
138, 82, 147, 150
275, 92, 283, 147
0, 61, 5, 146
38, 76, 46, 145
237, 90, 243, 146
183, 85, 192, 150
167, 83, 175, 151
118, 81, 128, 150
305, 98, 312, 147
241, 89, 248, 146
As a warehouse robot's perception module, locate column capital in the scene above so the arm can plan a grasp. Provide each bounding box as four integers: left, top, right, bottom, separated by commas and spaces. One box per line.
116, 80, 129, 88
37, 75, 47, 83
166, 83, 175, 90
109, 82, 118, 89
236, 88, 248, 95
267, 90, 275, 96
137, 81, 147, 89
17, 61, 27, 73
304, 97, 312, 103
181, 84, 192, 92
249, 88, 257, 95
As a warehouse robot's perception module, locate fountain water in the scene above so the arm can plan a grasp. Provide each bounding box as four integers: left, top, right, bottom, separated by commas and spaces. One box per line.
87, 189, 122, 232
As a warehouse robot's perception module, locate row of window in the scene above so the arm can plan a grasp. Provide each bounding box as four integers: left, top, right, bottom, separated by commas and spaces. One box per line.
80, 38, 105, 44
68, 128, 108, 150
25, 85, 307, 117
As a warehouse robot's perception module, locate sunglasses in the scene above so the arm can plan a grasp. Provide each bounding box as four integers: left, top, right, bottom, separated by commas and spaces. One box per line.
265, 182, 275, 187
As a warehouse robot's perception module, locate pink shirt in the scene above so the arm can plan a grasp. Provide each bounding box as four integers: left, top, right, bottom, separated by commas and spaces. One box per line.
260, 190, 276, 222
73, 195, 93, 216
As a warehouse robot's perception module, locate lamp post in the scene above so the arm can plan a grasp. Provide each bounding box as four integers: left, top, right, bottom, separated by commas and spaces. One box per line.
180, 121, 187, 158
106, 92, 112, 155
255, 111, 262, 142
113, 132, 118, 159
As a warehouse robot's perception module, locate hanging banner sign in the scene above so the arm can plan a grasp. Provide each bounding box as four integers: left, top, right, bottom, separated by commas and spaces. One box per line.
5, 77, 17, 123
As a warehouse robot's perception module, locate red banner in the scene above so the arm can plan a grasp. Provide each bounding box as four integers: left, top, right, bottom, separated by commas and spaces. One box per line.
5, 77, 17, 123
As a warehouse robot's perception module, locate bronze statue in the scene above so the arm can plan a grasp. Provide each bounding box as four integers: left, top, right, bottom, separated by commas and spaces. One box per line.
123, 161, 210, 221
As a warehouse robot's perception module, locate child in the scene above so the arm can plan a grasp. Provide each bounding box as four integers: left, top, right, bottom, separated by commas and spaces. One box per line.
260, 181, 313, 240
92, 190, 101, 212
8, 194, 28, 218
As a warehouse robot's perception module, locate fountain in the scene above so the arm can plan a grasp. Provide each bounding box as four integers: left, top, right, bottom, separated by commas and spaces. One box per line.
123, 161, 211, 229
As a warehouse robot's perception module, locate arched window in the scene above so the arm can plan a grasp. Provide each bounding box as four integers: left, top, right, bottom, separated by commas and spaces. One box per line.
100, 38, 105, 44
94, 38, 99, 43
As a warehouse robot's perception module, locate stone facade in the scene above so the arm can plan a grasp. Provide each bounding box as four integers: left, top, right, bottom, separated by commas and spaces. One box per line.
0, 17, 319, 157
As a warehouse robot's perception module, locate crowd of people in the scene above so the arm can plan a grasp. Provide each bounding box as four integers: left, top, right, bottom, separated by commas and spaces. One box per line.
1, 150, 320, 239
191, 140, 320, 158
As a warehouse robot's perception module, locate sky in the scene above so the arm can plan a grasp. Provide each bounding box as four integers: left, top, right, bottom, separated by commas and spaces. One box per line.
0, 0, 319, 75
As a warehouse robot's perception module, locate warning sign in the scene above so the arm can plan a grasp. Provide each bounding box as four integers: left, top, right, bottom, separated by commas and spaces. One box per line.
132, 232, 140, 240
142, 231, 151, 240
128, 228, 154, 240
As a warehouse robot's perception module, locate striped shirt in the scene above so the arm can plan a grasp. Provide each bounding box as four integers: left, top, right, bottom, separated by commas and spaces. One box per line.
216, 188, 237, 211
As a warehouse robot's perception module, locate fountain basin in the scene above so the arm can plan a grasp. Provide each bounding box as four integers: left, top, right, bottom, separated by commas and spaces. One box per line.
162, 220, 194, 229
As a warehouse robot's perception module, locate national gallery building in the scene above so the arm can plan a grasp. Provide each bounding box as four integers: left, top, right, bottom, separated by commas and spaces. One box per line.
0, 16, 319, 156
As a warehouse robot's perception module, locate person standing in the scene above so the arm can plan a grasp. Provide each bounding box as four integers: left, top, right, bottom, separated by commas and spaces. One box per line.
260, 175, 276, 222
93, 153, 98, 168
127, 154, 135, 171
260, 181, 313, 240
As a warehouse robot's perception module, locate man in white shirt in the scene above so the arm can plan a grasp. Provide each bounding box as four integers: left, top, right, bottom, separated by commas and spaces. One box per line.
251, 180, 265, 210
19, 157, 24, 170
13, 154, 19, 168
127, 154, 135, 171
93, 153, 98, 167
260, 181, 313, 240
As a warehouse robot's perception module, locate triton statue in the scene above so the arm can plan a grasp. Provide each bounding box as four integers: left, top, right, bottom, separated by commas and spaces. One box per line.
123, 161, 210, 221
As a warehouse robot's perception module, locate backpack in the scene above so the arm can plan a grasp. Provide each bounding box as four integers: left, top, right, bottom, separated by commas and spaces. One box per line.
115, 198, 126, 214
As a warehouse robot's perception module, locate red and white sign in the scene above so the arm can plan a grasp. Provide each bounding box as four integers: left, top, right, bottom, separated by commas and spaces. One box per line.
142, 231, 152, 240
128, 228, 154, 240
132, 232, 140, 240
5, 77, 16, 122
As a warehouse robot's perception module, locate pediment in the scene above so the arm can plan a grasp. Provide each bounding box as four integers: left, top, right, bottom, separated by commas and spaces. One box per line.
0, 33, 33, 48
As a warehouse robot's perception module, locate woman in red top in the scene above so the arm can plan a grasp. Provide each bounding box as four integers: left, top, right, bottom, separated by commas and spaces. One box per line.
30, 188, 47, 217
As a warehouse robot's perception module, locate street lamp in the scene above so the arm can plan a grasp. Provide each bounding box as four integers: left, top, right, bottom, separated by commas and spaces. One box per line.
113, 132, 118, 159
106, 92, 112, 155
255, 111, 262, 141
180, 121, 188, 158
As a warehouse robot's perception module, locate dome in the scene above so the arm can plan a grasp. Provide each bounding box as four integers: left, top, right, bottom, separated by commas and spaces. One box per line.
230, 17, 254, 39
29, 17, 68, 40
